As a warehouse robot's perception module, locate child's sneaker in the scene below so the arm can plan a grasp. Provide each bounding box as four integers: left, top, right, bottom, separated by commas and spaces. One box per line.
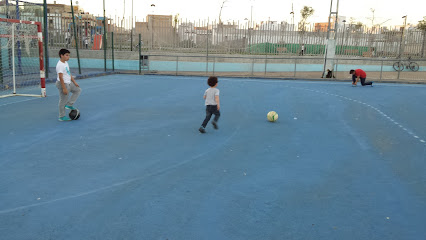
199, 127, 206, 133
212, 121, 218, 129
65, 105, 77, 110
58, 116, 72, 121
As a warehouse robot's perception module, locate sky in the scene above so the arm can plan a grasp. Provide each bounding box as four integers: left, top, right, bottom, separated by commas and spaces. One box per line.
44, 0, 425, 27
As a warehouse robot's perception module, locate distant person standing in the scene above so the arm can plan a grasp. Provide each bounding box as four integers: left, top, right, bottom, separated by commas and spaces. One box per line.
65, 30, 71, 48
299, 44, 305, 56
350, 69, 373, 87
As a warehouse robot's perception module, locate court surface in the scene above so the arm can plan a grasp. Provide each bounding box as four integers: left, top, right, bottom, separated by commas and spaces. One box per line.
1, 75, 426, 240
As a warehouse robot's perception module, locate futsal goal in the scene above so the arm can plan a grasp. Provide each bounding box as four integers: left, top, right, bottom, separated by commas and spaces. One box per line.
0, 18, 46, 98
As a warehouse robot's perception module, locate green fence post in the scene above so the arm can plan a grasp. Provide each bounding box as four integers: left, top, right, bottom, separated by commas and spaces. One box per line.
0, 39, 2, 84
111, 32, 114, 71
103, 8, 107, 72
138, 34, 141, 74
70, 0, 81, 74
176, 56, 179, 76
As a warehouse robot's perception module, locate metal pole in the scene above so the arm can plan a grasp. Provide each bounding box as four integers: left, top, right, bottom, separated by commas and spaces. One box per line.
421, 30, 426, 58
264, 55, 267, 76
341, 20, 346, 55
131, 0, 133, 51
111, 32, 114, 71
5, 0, 9, 19
138, 33, 141, 74
213, 57, 216, 75
294, 58, 297, 77
103, 0, 107, 71
399, 16, 407, 57
176, 56, 179, 76
206, 18, 209, 74
70, 0, 81, 74
16, 0, 22, 75
43, 0, 49, 78
12, 23, 16, 94
251, 58, 254, 77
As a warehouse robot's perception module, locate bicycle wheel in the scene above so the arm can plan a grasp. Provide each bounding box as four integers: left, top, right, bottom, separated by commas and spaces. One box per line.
393, 62, 403, 71
409, 62, 419, 72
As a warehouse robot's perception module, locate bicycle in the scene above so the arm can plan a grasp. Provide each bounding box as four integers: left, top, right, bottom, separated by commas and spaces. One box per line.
393, 57, 419, 72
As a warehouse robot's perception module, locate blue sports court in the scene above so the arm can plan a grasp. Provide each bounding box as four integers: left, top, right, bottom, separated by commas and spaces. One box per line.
1, 75, 426, 240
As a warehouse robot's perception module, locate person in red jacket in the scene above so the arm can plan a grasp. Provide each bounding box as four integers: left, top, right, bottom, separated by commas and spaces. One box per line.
350, 69, 373, 86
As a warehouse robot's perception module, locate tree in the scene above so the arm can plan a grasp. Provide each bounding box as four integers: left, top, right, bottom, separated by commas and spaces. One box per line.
173, 13, 180, 29
298, 6, 314, 32
354, 22, 364, 32
218, 0, 228, 25
418, 16, 426, 58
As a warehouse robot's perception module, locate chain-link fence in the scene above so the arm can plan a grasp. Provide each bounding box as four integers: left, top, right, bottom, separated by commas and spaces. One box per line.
0, 1, 425, 83
43, 17, 426, 59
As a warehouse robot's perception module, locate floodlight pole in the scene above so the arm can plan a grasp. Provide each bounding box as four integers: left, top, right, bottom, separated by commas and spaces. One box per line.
131, 0, 133, 51
103, 0, 107, 71
399, 15, 407, 58
322, 0, 339, 78
70, 0, 81, 74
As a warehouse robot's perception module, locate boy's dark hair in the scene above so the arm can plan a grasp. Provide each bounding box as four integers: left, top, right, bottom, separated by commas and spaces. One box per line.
59, 48, 70, 57
349, 69, 355, 74
207, 76, 218, 87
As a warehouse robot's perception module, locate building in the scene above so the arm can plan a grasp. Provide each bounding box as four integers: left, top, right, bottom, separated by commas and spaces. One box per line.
135, 15, 175, 48
314, 16, 347, 32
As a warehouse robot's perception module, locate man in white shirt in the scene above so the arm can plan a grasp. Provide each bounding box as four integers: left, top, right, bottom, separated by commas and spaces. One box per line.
55, 49, 81, 121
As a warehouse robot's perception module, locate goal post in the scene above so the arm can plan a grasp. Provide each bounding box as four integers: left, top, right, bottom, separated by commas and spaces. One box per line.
0, 18, 46, 98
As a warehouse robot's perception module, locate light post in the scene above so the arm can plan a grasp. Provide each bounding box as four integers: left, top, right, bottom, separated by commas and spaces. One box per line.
399, 15, 407, 58
290, 9, 294, 46
341, 19, 346, 54
250, 0, 254, 29
150, 4, 155, 49
131, 0, 133, 51
244, 18, 251, 53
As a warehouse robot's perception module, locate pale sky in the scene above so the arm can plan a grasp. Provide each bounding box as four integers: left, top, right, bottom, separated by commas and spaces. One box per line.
45, 0, 424, 27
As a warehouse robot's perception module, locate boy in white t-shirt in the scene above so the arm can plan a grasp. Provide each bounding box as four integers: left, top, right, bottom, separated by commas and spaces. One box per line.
199, 76, 220, 133
56, 49, 81, 121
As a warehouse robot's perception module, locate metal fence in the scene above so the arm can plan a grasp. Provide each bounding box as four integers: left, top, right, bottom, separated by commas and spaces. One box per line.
0, 0, 425, 80
50, 17, 425, 59
124, 54, 426, 82
2, 1, 422, 60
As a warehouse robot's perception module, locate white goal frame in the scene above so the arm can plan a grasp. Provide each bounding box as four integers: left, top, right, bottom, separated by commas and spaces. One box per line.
0, 18, 46, 98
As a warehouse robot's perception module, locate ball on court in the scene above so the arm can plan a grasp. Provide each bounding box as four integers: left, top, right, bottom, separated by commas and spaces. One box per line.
69, 109, 80, 120
267, 111, 278, 122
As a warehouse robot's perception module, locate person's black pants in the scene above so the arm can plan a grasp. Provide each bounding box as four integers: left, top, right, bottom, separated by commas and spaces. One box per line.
202, 105, 220, 128
352, 75, 372, 86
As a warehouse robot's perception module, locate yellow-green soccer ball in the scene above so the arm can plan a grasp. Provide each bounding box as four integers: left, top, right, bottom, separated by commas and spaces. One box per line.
267, 111, 278, 122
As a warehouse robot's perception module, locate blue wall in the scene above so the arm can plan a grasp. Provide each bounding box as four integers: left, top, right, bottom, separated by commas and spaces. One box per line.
49, 58, 425, 73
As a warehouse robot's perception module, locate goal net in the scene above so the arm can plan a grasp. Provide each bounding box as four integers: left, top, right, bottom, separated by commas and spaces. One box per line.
0, 18, 46, 98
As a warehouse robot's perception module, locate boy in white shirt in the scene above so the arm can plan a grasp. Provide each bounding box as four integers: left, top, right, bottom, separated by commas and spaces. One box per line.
55, 49, 81, 121
199, 76, 220, 133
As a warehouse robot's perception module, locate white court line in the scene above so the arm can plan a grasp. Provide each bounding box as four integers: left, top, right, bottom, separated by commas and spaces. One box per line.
0, 79, 134, 107
0, 123, 241, 215
287, 85, 426, 146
